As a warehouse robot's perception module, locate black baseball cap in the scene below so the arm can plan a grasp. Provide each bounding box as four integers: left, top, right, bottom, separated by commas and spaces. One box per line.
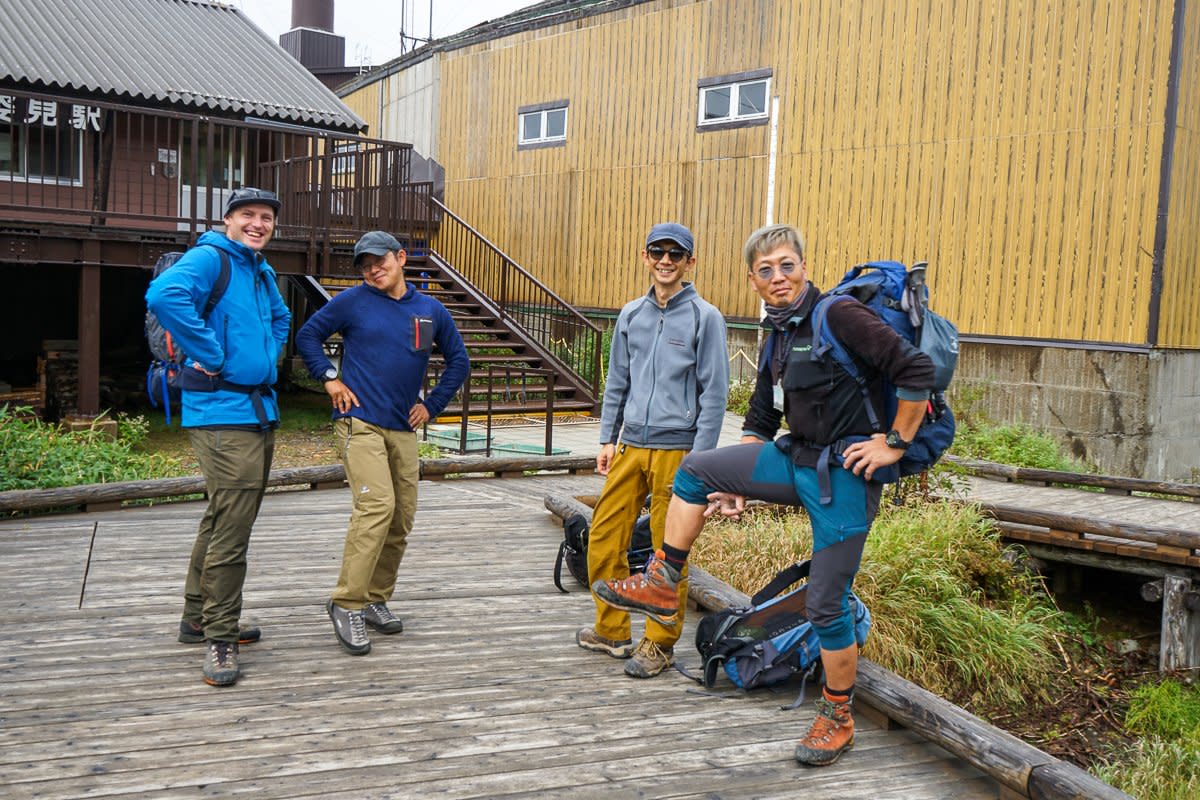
353, 231, 404, 266
223, 187, 280, 217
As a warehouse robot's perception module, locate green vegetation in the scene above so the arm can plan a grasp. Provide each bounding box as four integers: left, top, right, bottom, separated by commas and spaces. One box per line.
0, 405, 186, 491
1097, 679, 1200, 800
691, 501, 1063, 708
726, 379, 754, 416
951, 422, 1090, 472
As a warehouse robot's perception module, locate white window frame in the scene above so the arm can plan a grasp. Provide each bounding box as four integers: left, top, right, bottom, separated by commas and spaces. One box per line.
331, 141, 357, 176
697, 70, 772, 129
517, 101, 569, 148
0, 99, 85, 186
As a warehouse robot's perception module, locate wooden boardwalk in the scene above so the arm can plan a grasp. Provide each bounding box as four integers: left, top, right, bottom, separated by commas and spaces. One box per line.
0, 474, 999, 800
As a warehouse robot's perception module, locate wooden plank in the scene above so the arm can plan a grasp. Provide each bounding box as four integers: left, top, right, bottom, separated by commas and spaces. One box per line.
0, 475, 1003, 800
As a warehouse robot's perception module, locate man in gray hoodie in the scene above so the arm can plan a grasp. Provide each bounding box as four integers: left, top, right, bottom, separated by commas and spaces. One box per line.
575, 222, 729, 678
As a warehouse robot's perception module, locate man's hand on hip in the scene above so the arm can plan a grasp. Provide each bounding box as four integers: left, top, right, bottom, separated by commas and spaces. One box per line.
324, 379, 360, 414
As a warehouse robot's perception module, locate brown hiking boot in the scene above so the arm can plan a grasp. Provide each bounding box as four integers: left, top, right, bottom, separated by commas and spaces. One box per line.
202, 641, 240, 687
623, 638, 674, 678
591, 550, 681, 627
794, 696, 855, 766
576, 626, 634, 658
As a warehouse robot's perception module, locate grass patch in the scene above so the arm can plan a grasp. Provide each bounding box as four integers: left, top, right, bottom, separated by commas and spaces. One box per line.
690, 500, 1063, 709
0, 405, 186, 491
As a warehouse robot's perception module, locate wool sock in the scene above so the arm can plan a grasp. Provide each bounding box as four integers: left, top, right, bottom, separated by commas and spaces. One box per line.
823, 684, 854, 705
661, 542, 690, 572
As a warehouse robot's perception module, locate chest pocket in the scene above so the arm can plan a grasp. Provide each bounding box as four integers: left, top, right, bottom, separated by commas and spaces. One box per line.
410, 317, 434, 353
780, 338, 835, 392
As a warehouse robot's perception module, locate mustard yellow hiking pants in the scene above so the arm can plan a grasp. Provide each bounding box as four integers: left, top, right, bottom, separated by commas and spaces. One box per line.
331, 417, 419, 610
588, 444, 689, 648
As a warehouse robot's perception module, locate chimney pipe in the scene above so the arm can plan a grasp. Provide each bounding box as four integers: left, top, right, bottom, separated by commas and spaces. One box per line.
291, 0, 334, 32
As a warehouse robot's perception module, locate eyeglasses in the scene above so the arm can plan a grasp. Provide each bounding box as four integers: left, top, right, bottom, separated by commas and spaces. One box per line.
647, 245, 689, 263
753, 261, 801, 281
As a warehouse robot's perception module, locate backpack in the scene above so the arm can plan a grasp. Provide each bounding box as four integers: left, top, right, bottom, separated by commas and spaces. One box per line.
692, 560, 871, 706
554, 511, 655, 593
808, 260, 958, 502
144, 246, 231, 425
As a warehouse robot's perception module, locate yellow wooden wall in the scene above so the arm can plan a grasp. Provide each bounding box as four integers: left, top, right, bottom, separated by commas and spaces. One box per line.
425, 0, 1190, 346
1159, 2, 1200, 348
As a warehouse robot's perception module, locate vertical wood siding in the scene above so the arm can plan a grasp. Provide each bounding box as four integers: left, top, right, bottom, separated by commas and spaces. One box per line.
350, 0, 1195, 346
1159, 0, 1200, 348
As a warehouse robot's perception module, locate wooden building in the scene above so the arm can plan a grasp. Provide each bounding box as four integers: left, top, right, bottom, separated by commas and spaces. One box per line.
340, 0, 1200, 480
0, 0, 436, 418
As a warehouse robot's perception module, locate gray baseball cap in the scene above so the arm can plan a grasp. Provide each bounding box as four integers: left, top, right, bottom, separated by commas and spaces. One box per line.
223, 187, 280, 217
645, 222, 694, 254
353, 231, 403, 266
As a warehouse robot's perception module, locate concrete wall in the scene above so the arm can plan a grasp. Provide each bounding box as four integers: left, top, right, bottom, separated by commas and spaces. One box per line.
954, 342, 1200, 482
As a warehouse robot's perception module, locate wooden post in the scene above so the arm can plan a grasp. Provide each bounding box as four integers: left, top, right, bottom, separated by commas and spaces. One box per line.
77, 260, 101, 415
1161, 574, 1200, 673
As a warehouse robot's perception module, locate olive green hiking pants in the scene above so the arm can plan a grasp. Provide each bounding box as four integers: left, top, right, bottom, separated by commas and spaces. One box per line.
588, 444, 689, 649
330, 417, 419, 610
183, 427, 274, 643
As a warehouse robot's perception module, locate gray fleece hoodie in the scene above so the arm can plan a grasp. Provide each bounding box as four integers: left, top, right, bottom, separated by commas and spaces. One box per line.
599, 282, 729, 451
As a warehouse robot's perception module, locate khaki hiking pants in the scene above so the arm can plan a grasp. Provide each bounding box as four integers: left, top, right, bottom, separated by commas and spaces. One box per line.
331, 417, 419, 610
588, 444, 689, 649
183, 427, 274, 643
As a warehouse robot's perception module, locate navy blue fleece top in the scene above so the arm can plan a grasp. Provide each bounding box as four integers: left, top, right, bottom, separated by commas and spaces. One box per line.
296, 282, 470, 431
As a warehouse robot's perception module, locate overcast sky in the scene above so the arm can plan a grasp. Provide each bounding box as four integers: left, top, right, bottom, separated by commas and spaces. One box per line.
234, 0, 536, 67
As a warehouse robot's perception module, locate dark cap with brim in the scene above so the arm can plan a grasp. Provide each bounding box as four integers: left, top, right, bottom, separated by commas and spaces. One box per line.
223, 187, 280, 217
645, 222, 695, 254
354, 230, 404, 266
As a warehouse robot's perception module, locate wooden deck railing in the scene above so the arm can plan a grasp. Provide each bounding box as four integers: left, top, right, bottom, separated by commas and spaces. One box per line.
0, 87, 430, 251
429, 198, 603, 401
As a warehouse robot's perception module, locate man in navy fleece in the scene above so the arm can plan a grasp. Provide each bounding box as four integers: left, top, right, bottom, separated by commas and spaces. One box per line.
297, 231, 469, 656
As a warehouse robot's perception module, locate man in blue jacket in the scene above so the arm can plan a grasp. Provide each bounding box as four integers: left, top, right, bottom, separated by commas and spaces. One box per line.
145, 187, 291, 687
296, 231, 469, 656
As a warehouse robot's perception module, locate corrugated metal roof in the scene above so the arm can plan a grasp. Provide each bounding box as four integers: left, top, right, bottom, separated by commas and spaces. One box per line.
0, 0, 365, 132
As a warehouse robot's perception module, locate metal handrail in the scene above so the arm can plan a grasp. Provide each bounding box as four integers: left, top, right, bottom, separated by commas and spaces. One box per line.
429, 197, 602, 401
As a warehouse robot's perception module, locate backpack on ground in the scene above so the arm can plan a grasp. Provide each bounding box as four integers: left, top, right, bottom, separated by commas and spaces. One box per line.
144, 245, 231, 425
554, 510, 654, 593
809, 260, 958, 499
691, 560, 871, 706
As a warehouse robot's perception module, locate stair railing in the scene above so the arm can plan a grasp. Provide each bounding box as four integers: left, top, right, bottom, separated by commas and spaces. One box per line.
422, 363, 560, 456
429, 198, 602, 405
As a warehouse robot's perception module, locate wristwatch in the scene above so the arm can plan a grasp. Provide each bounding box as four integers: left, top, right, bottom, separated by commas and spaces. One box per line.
322, 367, 338, 381
885, 429, 911, 450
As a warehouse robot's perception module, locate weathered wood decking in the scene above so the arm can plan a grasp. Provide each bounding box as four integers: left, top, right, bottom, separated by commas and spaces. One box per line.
0, 474, 999, 799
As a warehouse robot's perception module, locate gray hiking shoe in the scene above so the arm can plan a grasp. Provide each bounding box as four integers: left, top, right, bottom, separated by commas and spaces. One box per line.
179, 619, 261, 645
362, 602, 404, 634
202, 641, 239, 687
575, 626, 634, 658
623, 638, 674, 678
327, 600, 371, 655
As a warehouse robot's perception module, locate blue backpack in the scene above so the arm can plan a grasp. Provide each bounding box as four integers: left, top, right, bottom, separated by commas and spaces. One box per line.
144, 246, 231, 425
809, 260, 958, 501
692, 560, 871, 706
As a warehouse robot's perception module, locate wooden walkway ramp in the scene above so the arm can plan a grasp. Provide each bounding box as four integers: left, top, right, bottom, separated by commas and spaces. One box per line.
0, 474, 999, 800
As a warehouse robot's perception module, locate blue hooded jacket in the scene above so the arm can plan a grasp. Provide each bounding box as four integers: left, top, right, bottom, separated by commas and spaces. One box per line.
145, 231, 291, 427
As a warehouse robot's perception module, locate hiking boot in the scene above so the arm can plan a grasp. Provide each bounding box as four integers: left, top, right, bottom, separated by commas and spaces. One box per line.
591, 550, 681, 627
179, 619, 261, 645
202, 641, 240, 687
794, 696, 855, 766
362, 602, 404, 635
575, 626, 634, 658
623, 638, 674, 678
326, 600, 371, 655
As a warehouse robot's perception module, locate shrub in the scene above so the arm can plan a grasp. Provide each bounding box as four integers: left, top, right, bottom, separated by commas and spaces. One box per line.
726, 379, 755, 415
0, 405, 185, 491
690, 500, 1063, 708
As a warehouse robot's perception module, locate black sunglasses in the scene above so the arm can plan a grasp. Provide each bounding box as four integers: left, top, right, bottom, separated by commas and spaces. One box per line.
647, 245, 689, 263
229, 187, 278, 203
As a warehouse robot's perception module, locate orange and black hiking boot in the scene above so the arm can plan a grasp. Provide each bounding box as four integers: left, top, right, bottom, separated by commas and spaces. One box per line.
794, 696, 855, 766
591, 550, 681, 627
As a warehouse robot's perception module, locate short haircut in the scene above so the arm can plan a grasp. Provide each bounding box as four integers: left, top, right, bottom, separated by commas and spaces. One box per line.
742, 224, 805, 268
